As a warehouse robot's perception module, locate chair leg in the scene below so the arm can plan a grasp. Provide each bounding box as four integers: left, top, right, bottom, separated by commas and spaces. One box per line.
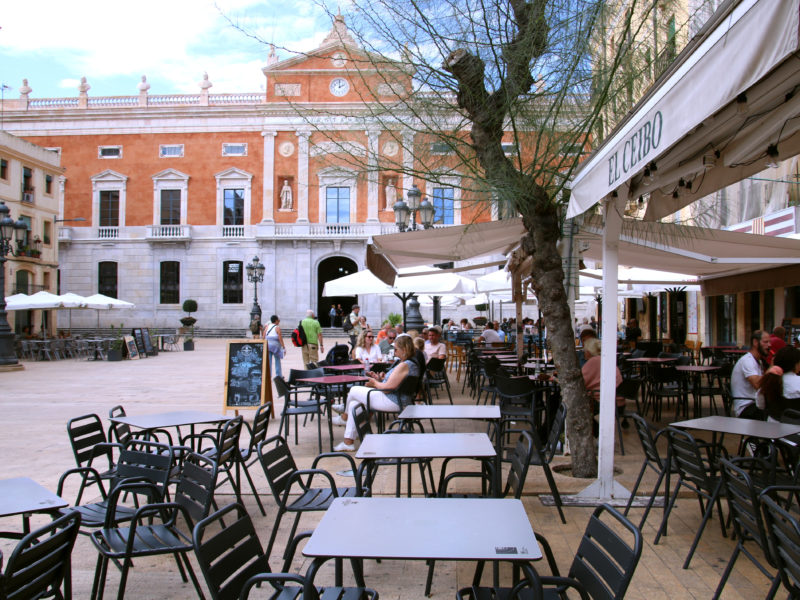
542, 463, 566, 524
712, 544, 741, 600
683, 488, 719, 569
623, 461, 648, 516
91, 554, 108, 600
181, 552, 206, 600
425, 560, 436, 596
240, 461, 266, 516
638, 468, 668, 531
116, 557, 133, 600
284, 512, 303, 560
266, 509, 285, 559
654, 476, 683, 545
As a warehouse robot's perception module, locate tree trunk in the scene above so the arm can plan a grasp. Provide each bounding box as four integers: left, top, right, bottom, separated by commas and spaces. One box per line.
522, 198, 597, 478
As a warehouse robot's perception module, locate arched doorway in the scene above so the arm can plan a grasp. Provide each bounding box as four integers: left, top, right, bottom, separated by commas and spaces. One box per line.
318, 256, 358, 327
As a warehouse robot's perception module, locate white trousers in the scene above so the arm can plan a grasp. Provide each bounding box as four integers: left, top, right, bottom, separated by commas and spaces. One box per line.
344, 386, 398, 440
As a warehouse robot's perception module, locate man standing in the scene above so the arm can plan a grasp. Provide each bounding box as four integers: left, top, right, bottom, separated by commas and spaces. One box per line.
301, 309, 324, 366
348, 305, 361, 351
731, 330, 770, 419
424, 326, 447, 362
329, 304, 337, 328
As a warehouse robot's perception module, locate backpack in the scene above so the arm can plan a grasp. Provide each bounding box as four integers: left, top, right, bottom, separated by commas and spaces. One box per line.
343, 314, 355, 333
291, 321, 307, 347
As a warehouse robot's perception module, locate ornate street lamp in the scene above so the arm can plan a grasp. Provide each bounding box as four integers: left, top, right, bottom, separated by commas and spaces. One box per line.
0, 202, 29, 370
245, 255, 266, 323
393, 184, 435, 232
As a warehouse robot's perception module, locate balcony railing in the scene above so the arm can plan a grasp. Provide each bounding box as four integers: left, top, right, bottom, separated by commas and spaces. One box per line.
222, 225, 245, 238
146, 224, 191, 240
309, 223, 366, 237
98, 227, 119, 239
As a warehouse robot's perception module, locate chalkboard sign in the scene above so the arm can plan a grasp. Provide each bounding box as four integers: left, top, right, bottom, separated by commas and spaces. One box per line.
131, 328, 147, 358
124, 336, 140, 360
223, 340, 273, 413
142, 328, 156, 356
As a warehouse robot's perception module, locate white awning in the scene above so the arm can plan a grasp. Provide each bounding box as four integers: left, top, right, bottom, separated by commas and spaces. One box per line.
567, 0, 800, 220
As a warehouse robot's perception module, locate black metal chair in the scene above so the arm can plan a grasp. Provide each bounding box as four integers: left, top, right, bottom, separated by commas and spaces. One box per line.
365, 374, 420, 433
89, 451, 218, 600
0, 511, 81, 600
258, 435, 366, 560
424, 357, 452, 404
193, 502, 379, 600
67, 413, 119, 501
236, 402, 273, 516
654, 427, 727, 569
760, 487, 800, 599
274, 375, 330, 453
623, 413, 677, 530
57, 438, 175, 531
427, 431, 534, 596
713, 458, 780, 600
457, 504, 642, 600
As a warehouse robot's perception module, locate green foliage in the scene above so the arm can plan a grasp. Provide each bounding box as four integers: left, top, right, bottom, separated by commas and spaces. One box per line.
181, 299, 198, 339
386, 312, 403, 326
474, 303, 489, 312
182, 299, 198, 314
110, 323, 124, 351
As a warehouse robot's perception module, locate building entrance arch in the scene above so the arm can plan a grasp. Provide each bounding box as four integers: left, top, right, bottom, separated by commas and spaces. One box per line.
317, 256, 358, 328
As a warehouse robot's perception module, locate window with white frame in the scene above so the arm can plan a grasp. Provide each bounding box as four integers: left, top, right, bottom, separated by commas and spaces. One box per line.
326, 187, 350, 223
222, 143, 247, 157
152, 169, 188, 226
160, 261, 180, 304
431, 187, 454, 225
215, 168, 252, 230
98, 262, 118, 298
91, 169, 128, 230
316, 167, 357, 224
159, 144, 184, 158
222, 261, 243, 304
98, 146, 122, 159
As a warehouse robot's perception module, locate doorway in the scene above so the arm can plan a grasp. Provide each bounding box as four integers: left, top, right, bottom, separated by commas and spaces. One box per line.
317, 256, 358, 327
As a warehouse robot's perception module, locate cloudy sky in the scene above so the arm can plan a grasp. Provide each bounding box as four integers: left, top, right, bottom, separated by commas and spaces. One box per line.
0, 0, 335, 98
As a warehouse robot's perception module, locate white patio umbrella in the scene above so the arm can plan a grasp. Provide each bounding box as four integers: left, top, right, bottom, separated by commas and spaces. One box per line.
4, 291, 66, 310
82, 294, 136, 332
322, 270, 393, 297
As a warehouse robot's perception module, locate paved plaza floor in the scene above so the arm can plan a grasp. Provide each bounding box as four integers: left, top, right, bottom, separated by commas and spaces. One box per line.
0, 338, 775, 598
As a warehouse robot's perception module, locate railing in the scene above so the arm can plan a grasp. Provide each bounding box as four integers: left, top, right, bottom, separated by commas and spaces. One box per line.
309, 223, 366, 237
148, 95, 201, 106
88, 96, 138, 107
209, 93, 263, 104
146, 224, 191, 239
222, 225, 245, 238
27, 97, 80, 108
58, 228, 73, 242
97, 227, 119, 239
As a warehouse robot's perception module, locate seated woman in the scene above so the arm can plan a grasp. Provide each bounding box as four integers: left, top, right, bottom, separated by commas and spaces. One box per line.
756, 345, 800, 421
332, 335, 419, 451
582, 337, 624, 425
354, 330, 382, 365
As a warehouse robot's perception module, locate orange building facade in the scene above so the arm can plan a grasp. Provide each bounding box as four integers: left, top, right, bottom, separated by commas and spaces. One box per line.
0, 17, 499, 332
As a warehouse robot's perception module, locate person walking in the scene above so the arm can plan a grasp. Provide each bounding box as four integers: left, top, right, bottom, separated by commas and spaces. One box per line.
301, 309, 324, 366
263, 315, 286, 378
348, 305, 362, 353
329, 304, 337, 328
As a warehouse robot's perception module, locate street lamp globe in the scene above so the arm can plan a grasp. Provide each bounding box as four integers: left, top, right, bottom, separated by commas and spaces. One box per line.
392, 198, 409, 232
406, 183, 422, 211
418, 197, 435, 229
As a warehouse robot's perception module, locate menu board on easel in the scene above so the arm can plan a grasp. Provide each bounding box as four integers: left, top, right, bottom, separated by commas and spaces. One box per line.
223, 340, 273, 414
131, 328, 147, 358
142, 328, 157, 356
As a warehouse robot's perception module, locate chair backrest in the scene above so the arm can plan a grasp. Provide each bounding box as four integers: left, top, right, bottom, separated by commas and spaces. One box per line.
243, 403, 272, 454
760, 489, 800, 596
352, 403, 373, 442
174, 452, 219, 524
114, 439, 175, 499
273, 375, 291, 400
108, 404, 133, 445
615, 379, 640, 401
504, 431, 534, 499
192, 502, 272, 600
67, 413, 111, 469
257, 436, 298, 504
396, 375, 420, 409
542, 403, 567, 462
629, 413, 662, 466
426, 357, 446, 374
568, 504, 643, 600
495, 374, 534, 400
288, 367, 325, 386
0, 511, 81, 600
719, 458, 772, 561
664, 427, 714, 490
216, 416, 244, 468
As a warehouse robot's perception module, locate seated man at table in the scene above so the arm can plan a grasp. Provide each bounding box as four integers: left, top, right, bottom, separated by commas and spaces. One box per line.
424, 326, 447, 362
479, 321, 503, 344
331, 335, 419, 451
378, 329, 396, 355
731, 330, 770, 419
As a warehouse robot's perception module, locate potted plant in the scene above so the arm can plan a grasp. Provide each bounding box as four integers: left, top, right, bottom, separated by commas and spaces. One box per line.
108, 323, 124, 361
181, 299, 197, 351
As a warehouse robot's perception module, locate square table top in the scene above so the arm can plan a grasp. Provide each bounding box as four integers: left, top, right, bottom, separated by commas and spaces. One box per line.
671, 416, 800, 439
627, 357, 678, 363
297, 374, 369, 385
0, 477, 68, 518
109, 410, 229, 429
398, 405, 501, 420
675, 365, 720, 373
356, 432, 496, 460
302, 497, 541, 561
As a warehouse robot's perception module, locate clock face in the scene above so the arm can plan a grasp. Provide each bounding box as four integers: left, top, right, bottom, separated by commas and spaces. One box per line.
330, 78, 350, 97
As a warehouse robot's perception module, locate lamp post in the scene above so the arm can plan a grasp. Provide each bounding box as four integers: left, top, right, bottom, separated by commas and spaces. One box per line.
0, 202, 29, 370
393, 184, 435, 232
245, 255, 266, 324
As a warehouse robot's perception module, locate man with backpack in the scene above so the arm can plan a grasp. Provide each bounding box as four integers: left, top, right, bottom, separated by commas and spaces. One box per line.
300, 309, 324, 366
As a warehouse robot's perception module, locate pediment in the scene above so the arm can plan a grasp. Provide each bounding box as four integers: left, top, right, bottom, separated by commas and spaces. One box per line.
215, 167, 253, 180
152, 168, 189, 181
90, 169, 127, 183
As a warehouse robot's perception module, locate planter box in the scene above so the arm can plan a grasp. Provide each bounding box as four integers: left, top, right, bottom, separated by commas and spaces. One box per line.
184, 340, 195, 351
107, 349, 123, 361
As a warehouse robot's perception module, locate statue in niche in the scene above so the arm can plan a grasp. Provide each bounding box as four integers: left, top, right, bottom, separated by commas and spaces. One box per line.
279, 180, 293, 210
385, 178, 397, 210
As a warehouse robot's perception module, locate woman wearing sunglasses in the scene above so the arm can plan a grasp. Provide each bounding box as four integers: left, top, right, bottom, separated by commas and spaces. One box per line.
354, 330, 382, 365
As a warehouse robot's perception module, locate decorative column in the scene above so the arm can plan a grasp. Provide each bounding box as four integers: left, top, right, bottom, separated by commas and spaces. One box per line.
402, 131, 414, 196
366, 130, 380, 223
262, 131, 277, 222
296, 131, 310, 223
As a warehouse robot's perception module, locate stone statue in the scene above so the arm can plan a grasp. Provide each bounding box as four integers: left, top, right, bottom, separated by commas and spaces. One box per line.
385, 178, 397, 210
280, 180, 293, 210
